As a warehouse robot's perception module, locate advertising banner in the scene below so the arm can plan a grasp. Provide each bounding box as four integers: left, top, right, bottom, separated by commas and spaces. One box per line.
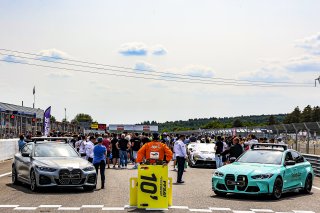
91, 123, 98, 129
98, 124, 107, 130
44, 106, 51, 136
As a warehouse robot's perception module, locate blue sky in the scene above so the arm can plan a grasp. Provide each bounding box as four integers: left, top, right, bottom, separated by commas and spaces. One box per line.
0, 0, 319, 124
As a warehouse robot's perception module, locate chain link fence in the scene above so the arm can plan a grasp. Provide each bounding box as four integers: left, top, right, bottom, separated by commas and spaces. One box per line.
176, 122, 320, 155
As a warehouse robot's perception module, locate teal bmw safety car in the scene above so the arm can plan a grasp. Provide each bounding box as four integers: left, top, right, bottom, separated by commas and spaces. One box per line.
212, 144, 314, 199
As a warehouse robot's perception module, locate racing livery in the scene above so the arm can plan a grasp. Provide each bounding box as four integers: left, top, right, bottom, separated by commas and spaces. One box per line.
212, 143, 314, 199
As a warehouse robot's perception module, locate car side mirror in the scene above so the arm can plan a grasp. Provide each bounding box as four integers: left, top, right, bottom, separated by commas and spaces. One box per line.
21, 152, 30, 157
285, 160, 295, 166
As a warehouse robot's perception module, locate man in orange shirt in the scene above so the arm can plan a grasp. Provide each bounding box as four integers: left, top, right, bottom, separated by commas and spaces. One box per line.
136, 133, 173, 165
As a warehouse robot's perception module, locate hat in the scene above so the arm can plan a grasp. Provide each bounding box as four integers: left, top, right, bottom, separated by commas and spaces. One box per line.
97, 137, 103, 143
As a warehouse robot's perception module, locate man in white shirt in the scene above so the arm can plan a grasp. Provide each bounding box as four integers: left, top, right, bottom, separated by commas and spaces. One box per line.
78, 135, 87, 159
85, 136, 95, 163
174, 135, 187, 184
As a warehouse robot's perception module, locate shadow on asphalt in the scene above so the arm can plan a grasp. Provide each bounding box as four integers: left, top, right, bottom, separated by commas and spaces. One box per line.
6, 183, 95, 194
211, 191, 314, 202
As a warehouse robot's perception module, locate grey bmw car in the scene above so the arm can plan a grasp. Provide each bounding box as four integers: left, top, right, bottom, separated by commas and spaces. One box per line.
12, 137, 96, 192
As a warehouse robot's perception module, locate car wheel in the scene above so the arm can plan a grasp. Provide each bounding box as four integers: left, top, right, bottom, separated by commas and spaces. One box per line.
30, 170, 38, 192
12, 165, 20, 185
271, 177, 283, 199
302, 174, 312, 194
214, 190, 227, 196
83, 185, 96, 192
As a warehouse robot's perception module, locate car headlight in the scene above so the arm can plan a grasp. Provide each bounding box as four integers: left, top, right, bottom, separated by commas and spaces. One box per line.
83, 166, 95, 172
194, 154, 203, 160
35, 165, 57, 172
214, 171, 224, 177
251, 173, 274, 179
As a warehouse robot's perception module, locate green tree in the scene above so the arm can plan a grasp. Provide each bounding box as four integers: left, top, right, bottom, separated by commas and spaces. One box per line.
50, 115, 56, 122
311, 106, 320, 122
232, 119, 243, 127
302, 105, 312, 122
268, 115, 277, 125
284, 106, 301, 124
71, 113, 93, 123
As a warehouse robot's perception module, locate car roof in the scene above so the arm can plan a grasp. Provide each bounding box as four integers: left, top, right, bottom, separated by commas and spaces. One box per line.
250, 143, 288, 152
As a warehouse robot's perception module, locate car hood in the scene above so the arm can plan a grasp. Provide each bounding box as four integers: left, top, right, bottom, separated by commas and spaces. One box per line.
217, 162, 281, 176
33, 157, 92, 169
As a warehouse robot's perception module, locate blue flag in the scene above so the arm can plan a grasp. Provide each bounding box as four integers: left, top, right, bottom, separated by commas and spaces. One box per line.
44, 106, 51, 136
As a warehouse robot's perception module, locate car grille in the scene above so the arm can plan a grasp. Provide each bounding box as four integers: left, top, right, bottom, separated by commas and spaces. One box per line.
216, 183, 227, 190
236, 175, 248, 191
57, 169, 83, 185
225, 174, 248, 191
246, 186, 260, 192
225, 174, 236, 190
39, 175, 51, 185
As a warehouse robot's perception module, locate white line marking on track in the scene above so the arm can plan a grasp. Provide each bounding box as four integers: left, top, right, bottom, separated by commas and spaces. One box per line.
312, 186, 320, 190
293, 211, 315, 213
39, 205, 62, 208
170, 206, 189, 209
250, 209, 274, 212
14, 207, 38, 210
0, 172, 11, 178
189, 209, 212, 212
81, 205, 104, 208
0, 205, 19, 208
58, 207, 81, 211
102, 207, 125, 211
210, 207, 232, 211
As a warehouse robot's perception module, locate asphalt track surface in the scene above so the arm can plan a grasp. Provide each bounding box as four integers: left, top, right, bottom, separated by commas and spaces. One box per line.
0, 160, 319, 213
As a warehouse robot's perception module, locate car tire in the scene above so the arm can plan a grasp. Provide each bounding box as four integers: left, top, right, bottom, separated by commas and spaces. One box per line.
271, 177, 283, 199
83, 185, 96, 192
30, 170, 38, 192
12, 165, 20, 185
302, 174, 312, 194
214, 190, 227, 197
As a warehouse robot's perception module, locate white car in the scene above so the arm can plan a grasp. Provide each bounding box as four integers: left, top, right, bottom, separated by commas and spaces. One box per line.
188, 142, 216, 168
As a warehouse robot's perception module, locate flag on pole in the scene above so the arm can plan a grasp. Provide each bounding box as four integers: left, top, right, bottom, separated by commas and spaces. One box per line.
33, 86, 35, 95
44, 106, 51, 136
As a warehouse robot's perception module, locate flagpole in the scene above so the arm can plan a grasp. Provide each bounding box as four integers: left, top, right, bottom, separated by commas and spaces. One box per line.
33, 86, 35, 108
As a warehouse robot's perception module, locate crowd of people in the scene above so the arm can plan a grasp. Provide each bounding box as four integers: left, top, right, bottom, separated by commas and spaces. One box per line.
17, 131, 287, 188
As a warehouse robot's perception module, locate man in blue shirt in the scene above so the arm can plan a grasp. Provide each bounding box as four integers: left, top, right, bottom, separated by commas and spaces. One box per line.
93, 137, 107, 189
18, 135, 26, 152
174, 135, 187, 184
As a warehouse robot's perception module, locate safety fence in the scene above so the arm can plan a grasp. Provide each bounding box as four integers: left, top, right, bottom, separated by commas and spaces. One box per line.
303, 154, 320, 177
175, 122, 320, 155
0, 112, 83, 139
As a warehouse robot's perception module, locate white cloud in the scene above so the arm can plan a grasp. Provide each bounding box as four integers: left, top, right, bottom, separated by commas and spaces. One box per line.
184, 65, 215, 78
238, 67, 290, 82
296, 32, 320, 55
119, 42, 148, 56
134, 61, 155, 72
37, 48, 70, 61
151, 45, 168, 55
285, 55, 320, 72
1, 55, 27, 64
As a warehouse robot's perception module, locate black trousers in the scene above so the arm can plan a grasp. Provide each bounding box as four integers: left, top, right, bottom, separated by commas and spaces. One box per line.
176, 156, 185, 182
94, 160, 106, 184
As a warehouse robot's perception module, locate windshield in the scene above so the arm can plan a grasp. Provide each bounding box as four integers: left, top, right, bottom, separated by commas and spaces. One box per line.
237, 150, 283, 165
196, 144, 215, 153
34, 144, 79, 157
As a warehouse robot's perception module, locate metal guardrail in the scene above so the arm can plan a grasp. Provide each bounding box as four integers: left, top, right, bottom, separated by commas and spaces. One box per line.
303, 154, 320, 177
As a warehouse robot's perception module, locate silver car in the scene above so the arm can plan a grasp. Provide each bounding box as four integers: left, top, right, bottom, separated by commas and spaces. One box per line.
188, 142, 216, 168
12, 137, 96, 192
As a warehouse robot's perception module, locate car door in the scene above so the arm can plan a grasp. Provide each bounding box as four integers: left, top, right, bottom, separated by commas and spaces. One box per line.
291, 151, 306, 187
283, 152, 296, 190
20, 143, 33, 180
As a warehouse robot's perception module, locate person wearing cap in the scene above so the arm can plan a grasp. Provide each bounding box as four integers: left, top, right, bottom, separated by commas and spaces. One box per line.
93, 137, 107, 189
85, 136, 95, 163
136, 132, 173, 166
174, 134, 187, 184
